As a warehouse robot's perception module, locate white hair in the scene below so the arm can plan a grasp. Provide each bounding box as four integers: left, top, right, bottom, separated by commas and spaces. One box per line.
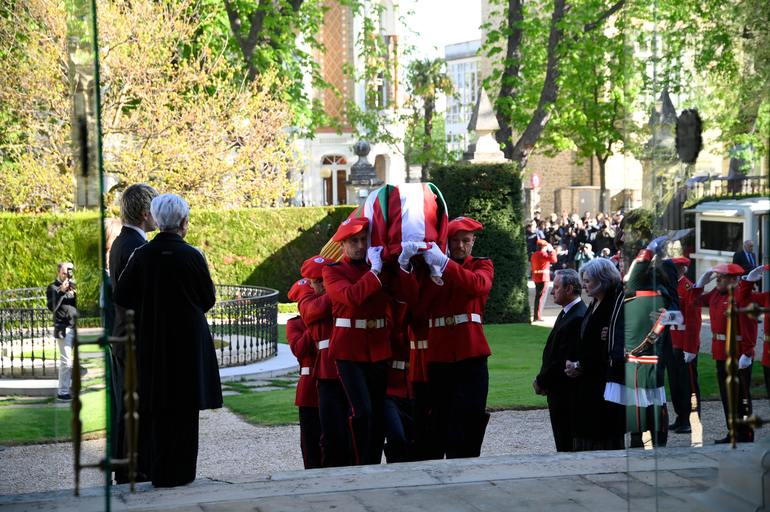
151, 194, 189, 232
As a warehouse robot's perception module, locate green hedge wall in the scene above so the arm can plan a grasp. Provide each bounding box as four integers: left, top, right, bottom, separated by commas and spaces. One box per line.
431, 162, 530, 324
0, 207, 356, 316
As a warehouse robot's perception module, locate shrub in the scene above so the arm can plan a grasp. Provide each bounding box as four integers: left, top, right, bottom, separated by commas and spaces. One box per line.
430, 162, 529, 323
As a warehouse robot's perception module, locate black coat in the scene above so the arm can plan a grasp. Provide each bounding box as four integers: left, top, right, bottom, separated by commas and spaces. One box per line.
46, 279, 76, 329
733, 249, 756, 276
536, 299, 587, 396
110, 226, 148, 357
569, 287, 625, 441
113, 232, 223, 412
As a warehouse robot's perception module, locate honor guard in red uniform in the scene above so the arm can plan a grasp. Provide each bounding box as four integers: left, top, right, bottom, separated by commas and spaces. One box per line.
382, 297, 414, 463
691, 263, 758, 443
738, 265, 770, 398
665, 257, 703, 434
403, 216, 494, 459
323, 217, 392, 465
531, 239, 557, 321
297, 256, 351, 467
285, 283, 322, 469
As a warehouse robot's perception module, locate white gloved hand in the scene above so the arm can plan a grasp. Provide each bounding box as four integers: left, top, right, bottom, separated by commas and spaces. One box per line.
424, 242, 449, 272
746, 265, 765, 282
429, 263, 443, 278
398, 241, 421, 268
684, 352, 697, 364
367, 246, 383, 273
739, 354, 753, 370
646, 235, 669, 255
696, 270, 715, 288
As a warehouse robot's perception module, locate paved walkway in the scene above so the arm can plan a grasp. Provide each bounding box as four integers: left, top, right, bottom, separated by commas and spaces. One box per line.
0, 444, 747, 511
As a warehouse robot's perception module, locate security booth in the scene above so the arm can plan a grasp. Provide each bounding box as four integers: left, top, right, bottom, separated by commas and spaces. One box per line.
686, 197, 769, 291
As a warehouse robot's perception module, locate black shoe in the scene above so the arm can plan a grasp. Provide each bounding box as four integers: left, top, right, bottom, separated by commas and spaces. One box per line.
669, 420, 682, 431
56, 394, 73, 402
714, 435, 731, 444
674, 425, 692, 434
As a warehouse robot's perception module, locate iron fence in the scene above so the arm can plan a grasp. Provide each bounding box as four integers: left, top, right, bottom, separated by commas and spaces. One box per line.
0, 284, 279, 377
683, 175, 769, 209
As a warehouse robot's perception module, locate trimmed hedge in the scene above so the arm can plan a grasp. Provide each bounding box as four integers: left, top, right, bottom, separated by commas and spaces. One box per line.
0, 207, 356, 316
431, 162, 530, 324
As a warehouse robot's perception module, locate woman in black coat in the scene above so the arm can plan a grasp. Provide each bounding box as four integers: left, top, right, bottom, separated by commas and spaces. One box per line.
566, 257, 625, 451
113, 193, 223, 488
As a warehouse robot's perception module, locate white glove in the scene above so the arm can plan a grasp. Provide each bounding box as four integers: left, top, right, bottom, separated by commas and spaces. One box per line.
684, 352, 697, 363
746, 265, 764, 282
424, 243, 449, 272
429, 263, 443, 278
398, 242, 421, 268
696, 270, 715, 288
739, 354, 753, 370
646, 235, 669, 255
367, 246, 383, 273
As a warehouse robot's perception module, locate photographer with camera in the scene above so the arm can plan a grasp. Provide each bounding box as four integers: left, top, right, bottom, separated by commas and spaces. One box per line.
574, 242, 595, 271
46, 262, 77, 402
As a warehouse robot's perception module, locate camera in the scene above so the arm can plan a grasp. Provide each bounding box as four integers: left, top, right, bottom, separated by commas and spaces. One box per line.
66, 267, 76, 290
578, 242, 586, 252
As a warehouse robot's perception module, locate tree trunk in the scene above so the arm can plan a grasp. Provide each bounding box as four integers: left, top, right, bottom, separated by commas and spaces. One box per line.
495, 0, 524, 159
598, 153, 608, 213
421, 98, 435, 182
510, 0, 570, 172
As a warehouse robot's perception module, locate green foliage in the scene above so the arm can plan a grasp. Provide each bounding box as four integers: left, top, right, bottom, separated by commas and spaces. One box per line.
404, 113, 456, 167
0, 211, 102, 317
430, 162, 530, 324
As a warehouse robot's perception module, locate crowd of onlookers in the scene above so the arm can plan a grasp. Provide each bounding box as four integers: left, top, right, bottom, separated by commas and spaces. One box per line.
526, 209, 624, 276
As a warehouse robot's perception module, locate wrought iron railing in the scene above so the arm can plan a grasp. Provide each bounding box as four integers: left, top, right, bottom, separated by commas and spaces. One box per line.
683, 175, 769, 209
209, 284, 280, 367
0, 284, 279, 377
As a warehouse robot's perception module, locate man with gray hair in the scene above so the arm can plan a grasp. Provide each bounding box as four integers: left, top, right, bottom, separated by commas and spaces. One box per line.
108, 183, 158, 483
114, 193, 222, 487
46, 262, 77, 401
533, 269, 586, 452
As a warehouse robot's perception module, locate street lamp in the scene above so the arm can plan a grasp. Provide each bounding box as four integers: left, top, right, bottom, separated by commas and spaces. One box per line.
319, 167, 332, 205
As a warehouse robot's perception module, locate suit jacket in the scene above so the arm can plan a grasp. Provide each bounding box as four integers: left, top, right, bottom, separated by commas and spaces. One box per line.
113, 232, 222, 412
109, 226, 147, 358
733, 249, 756, 276
536, 299, 587, 396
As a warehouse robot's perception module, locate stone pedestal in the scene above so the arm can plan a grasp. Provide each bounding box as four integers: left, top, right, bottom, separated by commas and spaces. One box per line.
344, 140, 384, 206
462, 88, 508, 164
696, 439, 770, 511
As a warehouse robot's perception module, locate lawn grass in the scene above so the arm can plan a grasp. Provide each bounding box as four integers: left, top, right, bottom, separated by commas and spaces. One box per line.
0, 390, 106, 446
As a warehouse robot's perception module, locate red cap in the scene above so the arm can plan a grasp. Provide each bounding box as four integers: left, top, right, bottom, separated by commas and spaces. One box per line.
332, 217, 369, 242
610, 254, 619, 260
448, 216, 483, 237
288, 279, 313, 302
765, 264, 770, 271
301, 255, 334, 280
711, 263, 745, 276
536, 239, 548, 246
671, 257, 691, 267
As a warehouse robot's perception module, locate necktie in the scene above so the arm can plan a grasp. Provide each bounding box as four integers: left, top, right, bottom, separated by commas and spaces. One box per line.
748, 252, 754, 267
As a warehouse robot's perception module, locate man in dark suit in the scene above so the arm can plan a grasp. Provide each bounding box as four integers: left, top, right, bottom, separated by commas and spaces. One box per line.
533, 269, 586, 452
108, 183, 158, 483
733, 240, 757, 276
114, 193, 223, 487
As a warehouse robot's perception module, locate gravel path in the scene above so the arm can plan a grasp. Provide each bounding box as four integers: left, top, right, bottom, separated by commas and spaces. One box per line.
2, 398, 768, 496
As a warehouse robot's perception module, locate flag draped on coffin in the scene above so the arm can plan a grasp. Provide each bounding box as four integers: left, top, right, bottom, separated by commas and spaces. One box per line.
319, 183, 449, 263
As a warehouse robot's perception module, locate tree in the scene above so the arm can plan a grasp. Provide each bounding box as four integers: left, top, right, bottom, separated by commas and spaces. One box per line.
409, 57, 455, 181
0, 0, 301, 212
484, 0, 625, 172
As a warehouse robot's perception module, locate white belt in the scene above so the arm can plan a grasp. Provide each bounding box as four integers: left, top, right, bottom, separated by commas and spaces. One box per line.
713, 334, 742, 341
335, 318, 386, 329
410, 340, 428, 350
672, 325, 686, 331
300, 367, 311, 375
429, 313, 482, 328
391, 360, 408, 370
318, 339, 330, 349
533, 270, 549, 274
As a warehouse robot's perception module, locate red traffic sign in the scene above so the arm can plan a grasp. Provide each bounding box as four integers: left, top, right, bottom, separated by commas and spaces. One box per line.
531, 173, 541, 188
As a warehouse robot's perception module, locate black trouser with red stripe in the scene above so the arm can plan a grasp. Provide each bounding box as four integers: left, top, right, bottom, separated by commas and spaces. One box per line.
533, 281, 546, 320
383, 395, 414, 463
664, 345, 701, 427
336, 359, 388, 465
298, 406, 322, 469
716, 360, 754, 442
316, 378, 351, 467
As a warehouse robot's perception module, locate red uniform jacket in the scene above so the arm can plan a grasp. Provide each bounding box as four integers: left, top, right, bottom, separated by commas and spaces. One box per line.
670, 276, 702, 353
323, 256, 392, 363
399, 265, 431, 382
298, 292, 337, 380
286, 316, 319, 408
736, 282, 769, 366
386, 299, 412, 398
691, 282, 757, 360
402, 256, 494, 363
530, 248, 557, 283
